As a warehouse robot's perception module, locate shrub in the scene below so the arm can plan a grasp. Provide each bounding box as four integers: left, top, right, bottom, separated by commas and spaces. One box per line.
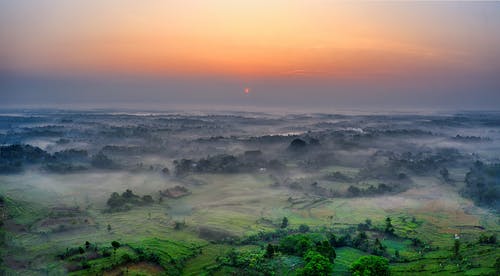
300, 250, 333, 276
350, 255, 389, 276
298, 224, 310, 233
279, 234, 314, 256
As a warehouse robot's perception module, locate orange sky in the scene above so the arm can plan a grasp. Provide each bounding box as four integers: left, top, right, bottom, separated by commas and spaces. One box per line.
1, 1, 500, 109
1, 1, 498, 79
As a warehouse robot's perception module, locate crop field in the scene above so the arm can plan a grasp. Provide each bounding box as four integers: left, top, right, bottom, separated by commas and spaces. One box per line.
1, 111, 499, 275
2, 169, 498, 275
1, 168, 498, 274
334, 247, 369, 275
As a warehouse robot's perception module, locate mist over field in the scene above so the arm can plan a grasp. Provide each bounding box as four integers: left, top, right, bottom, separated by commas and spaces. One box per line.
0, 108, 499, 275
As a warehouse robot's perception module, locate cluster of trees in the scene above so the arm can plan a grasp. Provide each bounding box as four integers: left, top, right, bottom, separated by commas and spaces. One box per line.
390, 149, 461, 175
452, 135, 488, 142
90, 152, 117, 170
278, 233, 336, 261
221, 227, 395, 276
0, 144, 51, 173
346, 183, 406, 197
359, 149, 460, 180
0, 144, 122, 174
174, 153, 285, 176
226, 216, 407, 274
221, 232, 336, 275
106, 189, 154, 212
57, 241, 105, 272
478, 234, 497, 244
58, 240, 149, 273
301, 250, 333, 276
57, 241, 101, 260
350, 255, 390, 276
287, 138, 308, 152
461, 161, 500, 211
439, 168, 452, 183
324, 171, 354, 182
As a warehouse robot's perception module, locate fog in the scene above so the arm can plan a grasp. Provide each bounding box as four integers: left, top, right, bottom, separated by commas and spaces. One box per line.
0, 108, 499, 274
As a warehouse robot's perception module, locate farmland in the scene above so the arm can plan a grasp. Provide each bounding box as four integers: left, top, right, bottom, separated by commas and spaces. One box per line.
1, 110, 499, 275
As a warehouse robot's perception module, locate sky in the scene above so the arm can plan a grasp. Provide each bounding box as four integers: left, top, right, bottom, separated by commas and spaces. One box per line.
1, 1, 499, 110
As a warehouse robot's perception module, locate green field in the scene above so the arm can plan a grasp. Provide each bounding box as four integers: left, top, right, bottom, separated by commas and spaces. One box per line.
1, 169, 499, 275
334, 247, 369, 275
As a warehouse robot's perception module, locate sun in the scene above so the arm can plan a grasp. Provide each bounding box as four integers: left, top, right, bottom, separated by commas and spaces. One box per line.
244, 87, 250, 94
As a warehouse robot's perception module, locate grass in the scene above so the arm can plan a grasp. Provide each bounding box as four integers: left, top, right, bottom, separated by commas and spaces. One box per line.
69, 246, 137, 275
333, 247, 369, 275
182, 244, 231, 275
1, 171, 499, 275
0, 193, 47, 226
103, 262, 165, 276
319, 165, 360, 177
68, 237, 203, 275
129, 237, 201, 266
382, 238, 411, 254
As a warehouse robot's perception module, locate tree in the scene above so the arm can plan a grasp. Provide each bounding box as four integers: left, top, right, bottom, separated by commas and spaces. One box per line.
440, 168, 450, 182
315, 240, 336, 262
350, 256, 390, 276
288, 138, 307, 152
300, 250, 333, 276
281, 217, 289, 229
461, 162, 500, 211
91, 152, 115, 169
107, 192, 123, 209
122, 189, 135, 198
348, 186, 362, 197
385, 217, 395, 234
111, 241, 120, 252
353, 231, 368, 247
279, 234, 314, 256
478, 234, 497, 244
265, 243, 275, 258
327, 232, 337, 247
373, 238, 386, 256
453, 239, 460, 259
495, 257, 500, 275
174, 221, 185, 230
299, 224, 310, 233
111, 241, 120, 263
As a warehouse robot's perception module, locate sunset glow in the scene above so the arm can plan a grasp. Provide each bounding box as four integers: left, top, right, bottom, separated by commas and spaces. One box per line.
2, 1, 498, 79
1, 1, 499, 108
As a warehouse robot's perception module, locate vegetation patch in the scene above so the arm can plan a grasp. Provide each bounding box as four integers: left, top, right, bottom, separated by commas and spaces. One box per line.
106, 189, 154, 212
160, 185, 191, 199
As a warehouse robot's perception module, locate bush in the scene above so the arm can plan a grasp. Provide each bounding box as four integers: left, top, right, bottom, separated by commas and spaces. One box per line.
300, 250, 333, 276
314, 240, 336, 262
462, 161, 500, 211
280, 217, 289, 228
121, 253, 133, 263
106, 189, 154, 211
478, 234, 496, 244
279, 234, 314, 256
350, 255, 389, 276
298, 224, 310, 233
